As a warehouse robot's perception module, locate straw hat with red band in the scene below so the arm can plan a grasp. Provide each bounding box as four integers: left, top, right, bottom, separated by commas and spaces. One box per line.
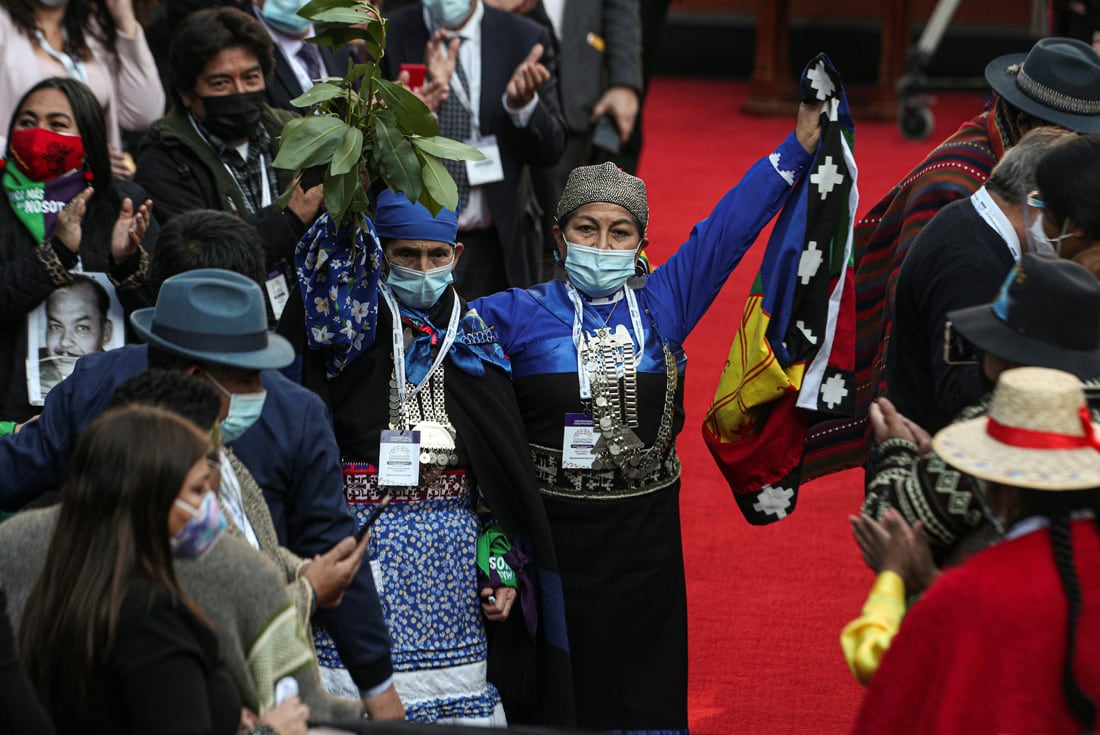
932, 367, 1100, 491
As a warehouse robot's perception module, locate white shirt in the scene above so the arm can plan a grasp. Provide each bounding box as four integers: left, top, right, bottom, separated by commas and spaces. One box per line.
423, 1, 539, 231
542, 0, 565, 41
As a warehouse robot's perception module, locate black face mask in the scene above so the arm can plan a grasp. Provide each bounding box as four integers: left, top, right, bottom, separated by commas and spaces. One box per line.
197, 90, 266, 141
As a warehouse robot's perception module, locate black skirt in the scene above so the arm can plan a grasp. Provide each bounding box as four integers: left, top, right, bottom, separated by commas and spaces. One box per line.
543, 482, 688, 733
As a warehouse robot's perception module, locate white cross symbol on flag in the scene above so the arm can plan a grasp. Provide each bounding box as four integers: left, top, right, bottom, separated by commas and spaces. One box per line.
810, 156, 844, 200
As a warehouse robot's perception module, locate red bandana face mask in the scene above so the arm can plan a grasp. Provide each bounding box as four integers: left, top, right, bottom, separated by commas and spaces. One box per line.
7, 127, 84, 182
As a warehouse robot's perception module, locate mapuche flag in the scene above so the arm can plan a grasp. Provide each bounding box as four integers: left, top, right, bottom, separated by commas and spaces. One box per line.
702, 53, 857, 525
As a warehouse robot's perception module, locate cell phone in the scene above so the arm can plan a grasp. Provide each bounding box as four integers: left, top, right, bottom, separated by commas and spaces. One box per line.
274, 676, 299, 705
943, 321, 980, 365
354, 494, 391, 542
399, 63, 427, 91
591, 114, 621, 155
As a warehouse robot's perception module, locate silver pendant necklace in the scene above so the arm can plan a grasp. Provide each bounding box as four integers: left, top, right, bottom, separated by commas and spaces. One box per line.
568, 284, 678, 479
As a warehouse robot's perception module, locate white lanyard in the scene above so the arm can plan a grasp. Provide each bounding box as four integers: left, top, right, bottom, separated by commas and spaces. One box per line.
379, 282, 461, 404
566, 283, 646, 400
221, 153, 271, 210
188, 114, 272, 211
35, 30, 88, 84
218, 450, 260, 549
970, 186, 1021, 262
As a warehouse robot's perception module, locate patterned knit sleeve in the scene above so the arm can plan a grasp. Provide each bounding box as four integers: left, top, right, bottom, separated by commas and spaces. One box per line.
863, 438, 984, 564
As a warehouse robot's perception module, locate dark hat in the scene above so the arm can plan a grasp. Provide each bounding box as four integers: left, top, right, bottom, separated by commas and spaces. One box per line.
985, 37, 1100, 133
130, 269, 294, 370
947, 254, 1100, 379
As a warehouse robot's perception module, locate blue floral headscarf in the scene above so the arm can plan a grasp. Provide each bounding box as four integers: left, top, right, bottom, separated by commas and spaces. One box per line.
296, 212, 383, 378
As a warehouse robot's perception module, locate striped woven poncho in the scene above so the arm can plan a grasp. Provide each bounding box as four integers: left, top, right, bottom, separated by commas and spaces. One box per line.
800, 102, 1012, 482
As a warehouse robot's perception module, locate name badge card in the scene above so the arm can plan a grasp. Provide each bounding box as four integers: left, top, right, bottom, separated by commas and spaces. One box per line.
465, 135, 504, 186
265, 264, 290, 321
379, 429, 420, 486
562, 413, 599, 469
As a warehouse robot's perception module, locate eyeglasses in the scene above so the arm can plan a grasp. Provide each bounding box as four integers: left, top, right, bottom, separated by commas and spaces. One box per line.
1026, 190, 1045, 209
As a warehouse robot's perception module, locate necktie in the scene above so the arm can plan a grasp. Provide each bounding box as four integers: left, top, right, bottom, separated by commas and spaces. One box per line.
437, 45, 472, 209
297, 44, 322, 87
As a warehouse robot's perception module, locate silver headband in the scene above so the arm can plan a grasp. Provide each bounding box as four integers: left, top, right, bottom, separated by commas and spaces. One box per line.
1014, 65, 1100, 115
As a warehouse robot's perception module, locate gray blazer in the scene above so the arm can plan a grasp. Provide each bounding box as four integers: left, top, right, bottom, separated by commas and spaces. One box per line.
555, 0, 643, 133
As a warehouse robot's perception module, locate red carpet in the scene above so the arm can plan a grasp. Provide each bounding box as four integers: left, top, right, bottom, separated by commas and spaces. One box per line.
635, 78, 986, 734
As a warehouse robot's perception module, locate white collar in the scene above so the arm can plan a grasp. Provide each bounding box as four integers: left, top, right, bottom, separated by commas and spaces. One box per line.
969, 186, 1022, 262
1005, 509, 1096, 541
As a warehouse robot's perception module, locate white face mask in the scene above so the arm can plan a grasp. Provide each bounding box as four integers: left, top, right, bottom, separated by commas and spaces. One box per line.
563, 240, 639, 298
1023, 191, 1075, 257
1025, 211, 1063, 256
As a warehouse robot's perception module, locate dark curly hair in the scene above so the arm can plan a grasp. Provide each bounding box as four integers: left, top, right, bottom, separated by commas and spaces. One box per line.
168, 6, 274, 98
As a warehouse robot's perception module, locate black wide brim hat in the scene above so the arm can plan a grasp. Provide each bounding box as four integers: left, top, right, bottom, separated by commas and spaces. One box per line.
130, 269, 294, 371
948, 254, 1100, 380
985, 37, 1100, 134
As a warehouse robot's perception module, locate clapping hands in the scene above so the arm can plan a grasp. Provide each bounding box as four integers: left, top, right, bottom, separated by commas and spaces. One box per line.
850, 508, 939, 596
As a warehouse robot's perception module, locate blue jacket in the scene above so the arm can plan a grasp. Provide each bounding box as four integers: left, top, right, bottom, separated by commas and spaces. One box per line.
0, 344, 393, 691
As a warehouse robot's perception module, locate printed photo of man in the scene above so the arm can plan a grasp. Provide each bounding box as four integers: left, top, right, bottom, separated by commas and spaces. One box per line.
37, 275, 115, 395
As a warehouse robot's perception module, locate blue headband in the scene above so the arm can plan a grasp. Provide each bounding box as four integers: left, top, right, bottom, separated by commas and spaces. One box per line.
373, 189, 459, 244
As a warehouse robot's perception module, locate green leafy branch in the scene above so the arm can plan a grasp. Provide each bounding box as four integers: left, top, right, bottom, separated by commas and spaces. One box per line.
272, 0, 484, 226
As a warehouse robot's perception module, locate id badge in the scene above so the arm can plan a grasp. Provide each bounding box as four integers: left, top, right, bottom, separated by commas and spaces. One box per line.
265, 264, 290, 321
378, 429, 420, 486
562, 413, 599, 469
465, 134, 504, 186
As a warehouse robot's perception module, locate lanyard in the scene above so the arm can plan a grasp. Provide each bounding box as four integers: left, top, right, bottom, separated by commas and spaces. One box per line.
220, 151, 271, 211
35, 30, 88, 84
188, 115, 272, 211
970, 186, 1021, 262
218, 450, 260, 549
379, 282, 460, 404
566, 283, 646, 400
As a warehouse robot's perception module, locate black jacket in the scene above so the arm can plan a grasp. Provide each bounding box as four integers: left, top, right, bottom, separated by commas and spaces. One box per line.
0, 180, 156, 423
135, 105, 308, 271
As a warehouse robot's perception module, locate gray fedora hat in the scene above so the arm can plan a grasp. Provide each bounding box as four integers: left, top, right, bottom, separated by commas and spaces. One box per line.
130, 269, 294, 370
985, 37, 1100, 134
947, 254, 1100, 380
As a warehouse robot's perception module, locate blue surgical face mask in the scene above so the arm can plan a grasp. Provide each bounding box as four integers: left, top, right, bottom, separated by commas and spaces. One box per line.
262, 0, 311, 36
564, 240, 638, 298
171, 491, 227, 559
423, 0, 472, 28
206, 372, 267, 443
384, 257, 454, 310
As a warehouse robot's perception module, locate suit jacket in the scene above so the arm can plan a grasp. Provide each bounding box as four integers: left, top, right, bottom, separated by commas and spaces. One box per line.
266, 42, 348, 112
555, 0, 642, 133
381, 5, 568, 289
